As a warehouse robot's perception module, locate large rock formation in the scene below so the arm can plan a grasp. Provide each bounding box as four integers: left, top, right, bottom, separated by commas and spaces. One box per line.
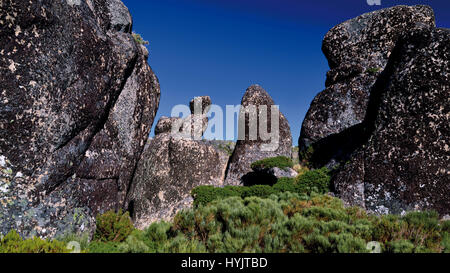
225, 85, 292, 185
334, 26, 450, 216
126, 97, 228, 229
299, 5, 436, 168
0, 0, 160, 238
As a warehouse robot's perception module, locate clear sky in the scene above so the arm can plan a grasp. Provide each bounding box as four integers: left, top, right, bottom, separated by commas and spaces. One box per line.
122, 0, 450, 144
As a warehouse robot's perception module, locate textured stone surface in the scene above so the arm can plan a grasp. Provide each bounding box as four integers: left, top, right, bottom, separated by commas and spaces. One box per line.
225, 85, 292, 185
334, 27, 450, 216
299, 5, 436, 168
189, 96, 212, 114
155, 116, 182, 136
0, 0, 160, 238
126, 100, 228, 229
262, 167, 298, 180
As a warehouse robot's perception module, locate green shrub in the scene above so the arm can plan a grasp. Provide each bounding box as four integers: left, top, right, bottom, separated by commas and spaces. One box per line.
132, 32, 149, 45
117, 234, 150, 253
366, 67, 381, 75
93, 209, 134, 243
0, 230, 70, 253
192, 168, 331, 207
251, 156, 294, 171
217, 142, 235, 156
163, 234, 207, 253
241, 185, 276, 199
295, 167, 330, 194
56, 232, 90, 252
442, 232, 450, 253
192, 186, 243, 207
87, 241, 121, 253
37, 191, 447, 254
272, 177, 297, 193
385, 240, 415, 253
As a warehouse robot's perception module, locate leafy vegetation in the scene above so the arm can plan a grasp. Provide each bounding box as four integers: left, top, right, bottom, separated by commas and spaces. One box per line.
93, 209, 134, 243
366, 67, 382, 75
217, 141, 235, 156
0, 230, 70, 253
132, 32, 149, 45
192, 167, 331, 206
2, 193, 448, 253
82, 193, 449, 253
1, 162, 448, 253
251, 156, 294, 171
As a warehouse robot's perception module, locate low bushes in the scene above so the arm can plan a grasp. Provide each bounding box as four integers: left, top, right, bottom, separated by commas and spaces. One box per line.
0, 230, 70, 253
192, 167, 331, 206
93, 209, 134, 243
87, 193, 450, 253
2, 193, 449, 253
1, 164, 448, 253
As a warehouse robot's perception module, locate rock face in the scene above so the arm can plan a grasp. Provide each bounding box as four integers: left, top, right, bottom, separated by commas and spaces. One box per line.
126, 98, 228, 229
299, 5, 436, 168
334, 26, 450, 216
225, 85, 292, 185
0, 0, 160, 238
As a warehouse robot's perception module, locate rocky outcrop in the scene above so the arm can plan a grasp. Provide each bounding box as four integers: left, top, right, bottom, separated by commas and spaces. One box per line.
182, 96, 210, 140
334, 26, 450, 216
156, 96, 211, 139
126, 98, 228, 229
299, 5, 436, 168
0, 0, 160, 238
225, 85, 292, 185
252, 166, 298, 180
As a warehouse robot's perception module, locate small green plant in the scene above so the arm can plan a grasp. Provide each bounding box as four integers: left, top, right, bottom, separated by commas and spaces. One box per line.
218, 142, 235, 156
295, 167, 331, 194
366, 67, 381, 75
93, 209, 134, 243
251, 156, 294, 171
132, 32, 149, 45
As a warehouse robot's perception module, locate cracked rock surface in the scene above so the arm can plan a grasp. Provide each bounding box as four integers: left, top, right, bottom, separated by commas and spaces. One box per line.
0, 0, 160, 238
127, 98, 228, 229
333, 25, 449, 216
299, 5, 435, 168
225, 85, 292, 186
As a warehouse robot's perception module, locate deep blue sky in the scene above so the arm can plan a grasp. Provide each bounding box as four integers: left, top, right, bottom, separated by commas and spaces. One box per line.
122, 0, 450, 143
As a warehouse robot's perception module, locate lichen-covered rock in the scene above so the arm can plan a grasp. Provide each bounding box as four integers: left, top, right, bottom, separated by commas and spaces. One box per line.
155, 116, 182, 135
0, 0, 160, 238
126, 101, 228, 229
299, 5, 436, 168
190, 96, 212, 114
257, 167, 298, 180
334, 27, 450, 216
225, 85, 292, 185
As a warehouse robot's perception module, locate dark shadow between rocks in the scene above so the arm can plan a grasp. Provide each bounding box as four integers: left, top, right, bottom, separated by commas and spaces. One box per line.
241, 172, 278, 187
